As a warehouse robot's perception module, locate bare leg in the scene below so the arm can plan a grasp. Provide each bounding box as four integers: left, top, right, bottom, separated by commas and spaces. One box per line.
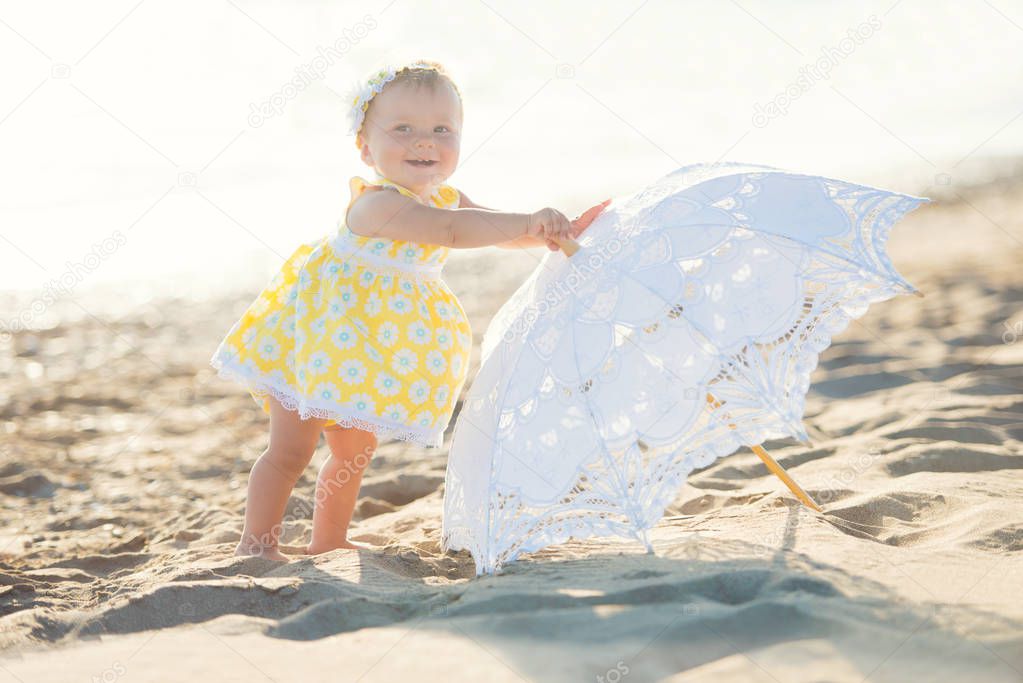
235, 398, 327, 561
305, 425, 377, 554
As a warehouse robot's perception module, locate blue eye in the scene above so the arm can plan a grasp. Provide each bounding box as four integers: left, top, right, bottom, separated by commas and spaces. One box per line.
395, 125, 410, 132
435, 126, 449, 133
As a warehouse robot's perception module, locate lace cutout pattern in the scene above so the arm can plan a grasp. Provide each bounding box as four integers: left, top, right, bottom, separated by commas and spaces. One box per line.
441, 162, 931, 575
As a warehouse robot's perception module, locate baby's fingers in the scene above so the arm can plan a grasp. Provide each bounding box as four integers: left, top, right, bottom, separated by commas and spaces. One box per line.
571, 198, 611, 236
545, 211, 573, 240
540, 213, 564, 240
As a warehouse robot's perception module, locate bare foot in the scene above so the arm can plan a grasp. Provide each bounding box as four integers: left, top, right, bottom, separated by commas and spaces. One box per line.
302, 539, 374, 555
234, 542, 291, 562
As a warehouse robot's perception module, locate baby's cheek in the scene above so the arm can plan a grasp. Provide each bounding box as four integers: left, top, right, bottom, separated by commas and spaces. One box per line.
441, 138, 460, 157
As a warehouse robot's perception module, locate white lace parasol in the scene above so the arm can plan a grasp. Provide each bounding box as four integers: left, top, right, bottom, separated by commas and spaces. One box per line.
441, 162, 931, 576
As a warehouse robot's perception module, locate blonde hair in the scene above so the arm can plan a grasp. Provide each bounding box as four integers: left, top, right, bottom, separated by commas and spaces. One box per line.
356, 59, 463, 144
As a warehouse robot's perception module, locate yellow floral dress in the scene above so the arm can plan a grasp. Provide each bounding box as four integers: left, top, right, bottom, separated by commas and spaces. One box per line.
210, 173, 473, 448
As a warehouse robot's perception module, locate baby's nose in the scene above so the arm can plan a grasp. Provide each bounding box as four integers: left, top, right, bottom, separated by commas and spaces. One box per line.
415, 136, 435, 148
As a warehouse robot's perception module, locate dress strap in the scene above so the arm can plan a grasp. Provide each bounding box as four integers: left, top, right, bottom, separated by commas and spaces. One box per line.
346, 175, 411, 212
370, 175, 423, 201
343, 176, 390, 229
344, 176, 413, 228
346, 175, 460, 215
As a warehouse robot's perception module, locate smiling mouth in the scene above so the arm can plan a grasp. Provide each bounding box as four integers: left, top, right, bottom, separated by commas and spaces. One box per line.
405, 159, 437, 167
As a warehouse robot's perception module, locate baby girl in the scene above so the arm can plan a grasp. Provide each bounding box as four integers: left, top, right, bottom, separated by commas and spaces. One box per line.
210, 59, 609, 561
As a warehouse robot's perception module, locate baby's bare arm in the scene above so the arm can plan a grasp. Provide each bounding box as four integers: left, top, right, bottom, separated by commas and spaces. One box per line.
348, 188, 534, 249
458, 190, 548, 249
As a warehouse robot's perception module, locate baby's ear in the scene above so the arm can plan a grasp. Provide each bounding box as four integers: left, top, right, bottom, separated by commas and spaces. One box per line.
357, 137, 373, 165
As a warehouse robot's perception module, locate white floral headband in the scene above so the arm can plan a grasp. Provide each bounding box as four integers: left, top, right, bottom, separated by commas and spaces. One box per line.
346, 61, 437, 144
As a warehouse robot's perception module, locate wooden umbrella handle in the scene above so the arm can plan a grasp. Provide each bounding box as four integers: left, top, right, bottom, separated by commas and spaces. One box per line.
706, 392, 823, 513
552, 235, 582, 256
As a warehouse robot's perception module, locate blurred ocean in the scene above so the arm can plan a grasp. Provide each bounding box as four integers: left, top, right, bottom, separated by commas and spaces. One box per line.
1, 0, 1021, 315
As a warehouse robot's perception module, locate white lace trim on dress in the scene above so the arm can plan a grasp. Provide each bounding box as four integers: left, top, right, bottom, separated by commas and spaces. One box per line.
210, 352, 445, 448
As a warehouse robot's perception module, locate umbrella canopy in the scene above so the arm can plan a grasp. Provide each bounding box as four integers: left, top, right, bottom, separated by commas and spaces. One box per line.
442, 162, 931, 576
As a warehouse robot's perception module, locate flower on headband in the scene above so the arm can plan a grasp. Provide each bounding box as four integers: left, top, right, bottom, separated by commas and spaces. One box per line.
346, 61, 436, 143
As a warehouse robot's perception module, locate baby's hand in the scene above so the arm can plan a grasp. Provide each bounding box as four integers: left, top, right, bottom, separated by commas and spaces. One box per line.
527, 207, 574, 250
570, 199, 612, 238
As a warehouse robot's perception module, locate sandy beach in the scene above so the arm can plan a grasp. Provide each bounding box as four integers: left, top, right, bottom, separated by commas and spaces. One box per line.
1, 170, 1022, 682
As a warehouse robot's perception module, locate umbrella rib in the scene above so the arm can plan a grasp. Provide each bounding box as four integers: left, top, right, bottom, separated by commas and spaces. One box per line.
612, 252, 833, 512
565, 307, 655, 550
609, 193, 926, 437
676, 167, 927, 289
614, 266, 796, 426
644, 199, 921, 295
751, 192, 922, 290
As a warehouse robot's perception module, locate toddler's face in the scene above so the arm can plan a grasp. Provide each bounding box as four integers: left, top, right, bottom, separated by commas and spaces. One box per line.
358, 79, 462, 198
